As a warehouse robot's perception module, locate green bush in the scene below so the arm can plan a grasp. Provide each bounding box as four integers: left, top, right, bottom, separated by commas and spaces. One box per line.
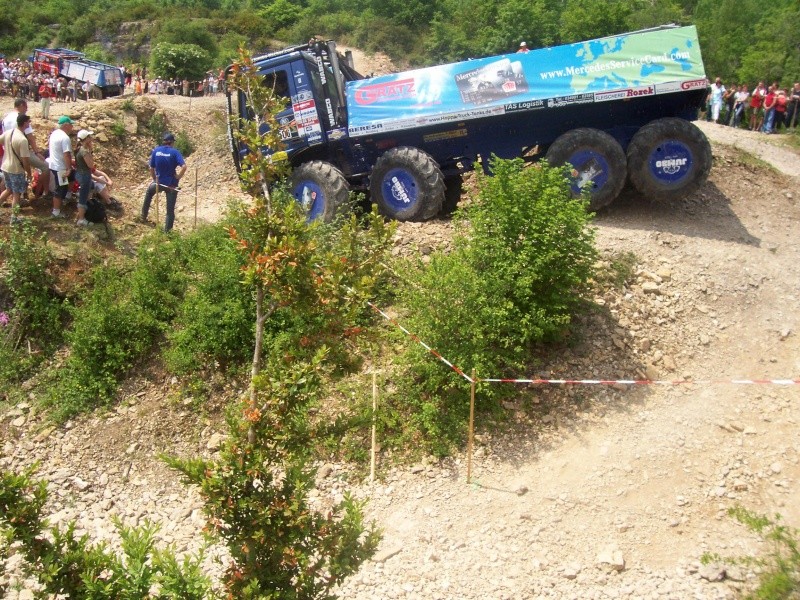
48, 265, 163, 420
703, 506, 800, 599
110, 119, 126, 138
175, 130, 195, 158
394, 157, 598, 453
150, 42, 212, 81
0, 220, 65, 384
44, 234, 190, 420
0, 466, 211, 599
166, 351, 380, 600
146, 113, 168, 145
165, 225, 254, 374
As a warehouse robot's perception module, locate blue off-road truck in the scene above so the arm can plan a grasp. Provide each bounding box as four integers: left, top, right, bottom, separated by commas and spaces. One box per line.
227, 25, 711, 221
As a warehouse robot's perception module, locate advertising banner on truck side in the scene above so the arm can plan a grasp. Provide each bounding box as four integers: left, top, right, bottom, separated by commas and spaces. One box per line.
346, 26, 707, 137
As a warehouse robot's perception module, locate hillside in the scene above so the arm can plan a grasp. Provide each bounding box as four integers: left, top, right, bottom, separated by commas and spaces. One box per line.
1, 85, 800, 598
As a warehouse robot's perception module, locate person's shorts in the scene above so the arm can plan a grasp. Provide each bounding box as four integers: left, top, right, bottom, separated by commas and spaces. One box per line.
2, 171, 27, 194
93, 180, 107, 192
50, 169, 74, 199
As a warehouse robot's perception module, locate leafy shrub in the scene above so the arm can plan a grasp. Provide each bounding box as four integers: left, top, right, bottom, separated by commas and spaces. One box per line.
110, 119, 126, 138
120, 98, 135, 112
44, 234, 190, 420
394, 157, 598, 453
0, 220, 64, 383
175, 130, 195, 158
166, 350, 380, 599
47, 265, 163, 420
146, 113, 168, 145
150, 42, 212, 81
0, 466, 211, 599
165, 225, 254, 374
703, 506, 800, 599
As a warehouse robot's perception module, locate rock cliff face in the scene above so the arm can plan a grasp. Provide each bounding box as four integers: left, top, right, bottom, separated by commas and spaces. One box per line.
97, 20, 154, 62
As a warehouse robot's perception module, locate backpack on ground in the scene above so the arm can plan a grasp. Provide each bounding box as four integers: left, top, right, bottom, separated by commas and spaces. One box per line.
85, 197, 107, 224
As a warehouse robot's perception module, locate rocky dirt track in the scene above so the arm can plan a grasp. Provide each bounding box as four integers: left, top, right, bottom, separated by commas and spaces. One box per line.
1, 91, 800, 599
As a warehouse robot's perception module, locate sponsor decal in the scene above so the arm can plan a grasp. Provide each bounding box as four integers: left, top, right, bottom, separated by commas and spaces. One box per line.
328, 128, 346, 140
423, 129, 469, 143
594, 89, 628, 102
625, 86, 654, 97
681, 78, 709, 90
349, 123, 385, 135
547, 93, 595, 108
504, 99, 546, 112
655, 81, 683, 94
655, 157, 688, 174
354, 78, 416, 105
390, 176, 411, 204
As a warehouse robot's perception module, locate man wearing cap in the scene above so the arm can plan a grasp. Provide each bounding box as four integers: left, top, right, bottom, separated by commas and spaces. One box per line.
2, 98, 51, 199
0, 114, 33, 224
47, 115, 75, 218
139, 132, 186, 232
517, 41, 529, 53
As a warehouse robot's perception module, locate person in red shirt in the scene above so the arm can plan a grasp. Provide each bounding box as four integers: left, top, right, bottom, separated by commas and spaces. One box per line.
749, 81, 766, 131
774, 89, 788, 131
38, 80, 54, 120
761, 85, 777, 133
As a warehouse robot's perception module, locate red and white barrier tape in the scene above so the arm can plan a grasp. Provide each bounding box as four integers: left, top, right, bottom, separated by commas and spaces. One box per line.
367, 301, 799, 387
481, 377, 800, 386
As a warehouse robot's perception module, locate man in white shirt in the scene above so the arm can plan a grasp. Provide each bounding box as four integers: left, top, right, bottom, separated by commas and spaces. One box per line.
709, 77, 726, 123
47, 115, 75, 218
2, 98, 50, 198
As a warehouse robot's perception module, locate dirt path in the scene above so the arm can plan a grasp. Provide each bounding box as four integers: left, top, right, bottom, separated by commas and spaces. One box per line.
2, 95, 800, 599
696, 120, 800, 177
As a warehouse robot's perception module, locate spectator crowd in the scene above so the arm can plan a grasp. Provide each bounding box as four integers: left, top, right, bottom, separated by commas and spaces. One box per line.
706, 77, 800, 133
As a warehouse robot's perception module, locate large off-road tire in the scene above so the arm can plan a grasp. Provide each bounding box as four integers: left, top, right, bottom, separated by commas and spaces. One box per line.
291, 161, 349, 222
545, 128, 627, 211
369, 147, 445, 221
626, 118, 712, 202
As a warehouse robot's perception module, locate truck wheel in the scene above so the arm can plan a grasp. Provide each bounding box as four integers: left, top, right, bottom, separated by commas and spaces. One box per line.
626, 118, 711, 202
370, 147, 445, 221
291, 161, 349, 223
545, 128, 627, 211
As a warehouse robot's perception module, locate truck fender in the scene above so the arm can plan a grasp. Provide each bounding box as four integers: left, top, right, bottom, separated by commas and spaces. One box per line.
291, 161, 349, 222
626, 118, 712, 202
369, 147, 445, 221
545, 128, 627, 211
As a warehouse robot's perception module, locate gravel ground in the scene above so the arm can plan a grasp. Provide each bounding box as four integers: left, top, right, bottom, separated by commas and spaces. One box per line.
2, 95, 800, 599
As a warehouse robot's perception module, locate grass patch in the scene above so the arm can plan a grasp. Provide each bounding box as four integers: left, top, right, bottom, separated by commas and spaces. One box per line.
702, 506, 800, 599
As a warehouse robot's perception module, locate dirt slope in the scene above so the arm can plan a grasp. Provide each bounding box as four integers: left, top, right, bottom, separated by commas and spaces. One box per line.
2, 94, 800, 599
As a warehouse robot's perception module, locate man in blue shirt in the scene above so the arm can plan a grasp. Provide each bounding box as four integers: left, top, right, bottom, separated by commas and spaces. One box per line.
139, 132, 187, 232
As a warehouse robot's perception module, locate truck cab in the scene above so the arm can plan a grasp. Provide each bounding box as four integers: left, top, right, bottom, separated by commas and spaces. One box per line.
228, 41, 365, 173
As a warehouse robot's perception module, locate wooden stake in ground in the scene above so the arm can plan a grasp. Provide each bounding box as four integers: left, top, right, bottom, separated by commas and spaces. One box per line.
154, 187, 160, 227
467, 369, 476, 484
194, 167, 198, 229
370, 371, 378, 483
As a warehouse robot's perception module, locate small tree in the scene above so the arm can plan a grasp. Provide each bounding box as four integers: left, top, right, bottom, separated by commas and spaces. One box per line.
150, 42, 212, 81
167, 47, 391, 599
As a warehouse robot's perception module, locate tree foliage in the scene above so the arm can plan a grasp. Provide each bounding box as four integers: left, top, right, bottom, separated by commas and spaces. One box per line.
150, 42, 212, 80
0, 0, 797, 86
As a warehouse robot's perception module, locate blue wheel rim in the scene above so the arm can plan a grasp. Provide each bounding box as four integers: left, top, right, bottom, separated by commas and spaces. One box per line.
381, 168, 419, 213
566, 150, 610, 196
647, 140, 693, 185
293, 180, 326, 221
